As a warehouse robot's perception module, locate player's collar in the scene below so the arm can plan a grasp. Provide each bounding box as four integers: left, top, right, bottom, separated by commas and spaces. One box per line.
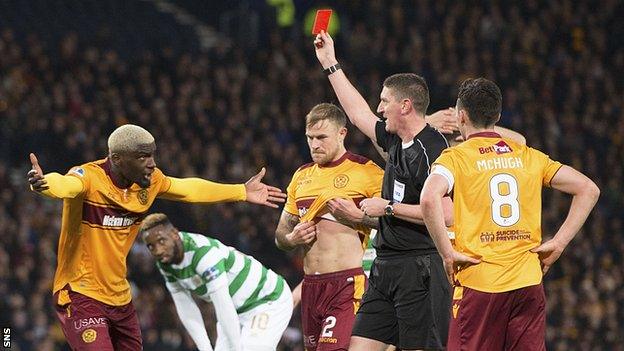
467, 131, 501, 140
319, 151, 350, 168
99, 158, 129, 189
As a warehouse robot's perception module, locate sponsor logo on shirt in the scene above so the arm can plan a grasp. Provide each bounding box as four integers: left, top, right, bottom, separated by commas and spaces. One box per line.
202, 266, 220, 282
298, 207, 308, 217
70, 167, 85, 177
102, 215, 138, 227
479, 140, 513, 155
480, 229, 531, 242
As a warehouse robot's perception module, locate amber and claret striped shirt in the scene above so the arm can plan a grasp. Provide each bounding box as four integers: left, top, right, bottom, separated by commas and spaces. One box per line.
284, 152, 384, 249
38, 158, 247, 306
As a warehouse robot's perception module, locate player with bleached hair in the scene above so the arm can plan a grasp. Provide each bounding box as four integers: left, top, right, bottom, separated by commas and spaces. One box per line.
27, 124, 286, 350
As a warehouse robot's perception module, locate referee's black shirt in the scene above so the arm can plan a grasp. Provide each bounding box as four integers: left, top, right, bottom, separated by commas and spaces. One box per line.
374, 120, 449, 257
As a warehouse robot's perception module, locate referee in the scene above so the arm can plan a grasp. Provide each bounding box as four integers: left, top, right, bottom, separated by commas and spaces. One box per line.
314, 31, 453, 351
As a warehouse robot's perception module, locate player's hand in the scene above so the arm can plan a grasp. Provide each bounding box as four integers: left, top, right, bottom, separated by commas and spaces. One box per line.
327, 198, 364, 225
359, 197, 389, 217
426, 108, 458, 134
28, 153, 49, 192
285, 221, 317, 246
530, 239, 565, 275
442, 250, 481, 285
244, 167, 287, 208
314, 31, 338, 69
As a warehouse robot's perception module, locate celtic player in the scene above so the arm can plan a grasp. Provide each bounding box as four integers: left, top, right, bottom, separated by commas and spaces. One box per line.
140, 213, 292, 351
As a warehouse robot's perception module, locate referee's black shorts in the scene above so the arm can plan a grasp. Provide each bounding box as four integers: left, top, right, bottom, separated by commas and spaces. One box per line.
352, 253, 451, 350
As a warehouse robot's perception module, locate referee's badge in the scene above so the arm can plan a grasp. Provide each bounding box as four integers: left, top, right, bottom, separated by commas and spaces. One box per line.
333, 174, 349, 188
393, 180, 405, 202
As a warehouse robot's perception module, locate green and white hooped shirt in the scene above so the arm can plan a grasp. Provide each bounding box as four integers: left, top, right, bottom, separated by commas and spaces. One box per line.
362, 229, 377, 277
157, 232, 286, 314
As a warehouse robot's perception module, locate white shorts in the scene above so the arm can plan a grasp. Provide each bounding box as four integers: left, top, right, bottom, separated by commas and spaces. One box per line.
215, 283, 294, 351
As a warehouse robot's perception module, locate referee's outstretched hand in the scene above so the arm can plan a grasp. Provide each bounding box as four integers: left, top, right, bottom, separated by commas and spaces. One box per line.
28, 153, 49, 192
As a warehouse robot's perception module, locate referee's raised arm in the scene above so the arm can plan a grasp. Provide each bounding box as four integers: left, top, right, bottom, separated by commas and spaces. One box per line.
314, 31, 379, 144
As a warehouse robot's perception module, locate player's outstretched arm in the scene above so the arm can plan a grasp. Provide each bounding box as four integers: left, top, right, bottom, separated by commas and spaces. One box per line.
170, 290, 214, 351
275, 211, 317, 251
161, 168, 286, 208
314, 31, 379, 143
531, 165, 600, 274
210, 286, 242, 351
243, 167, 287, 208
27, 153, 84, 198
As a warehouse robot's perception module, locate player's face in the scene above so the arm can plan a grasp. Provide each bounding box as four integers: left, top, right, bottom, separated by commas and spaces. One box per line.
377, 87, 403, 133
118, 142, 157, 188
306, 120, 346, 165
144, 225, 182, 265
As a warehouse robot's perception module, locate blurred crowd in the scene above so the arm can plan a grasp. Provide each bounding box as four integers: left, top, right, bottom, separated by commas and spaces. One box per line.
1, 0, 622, 350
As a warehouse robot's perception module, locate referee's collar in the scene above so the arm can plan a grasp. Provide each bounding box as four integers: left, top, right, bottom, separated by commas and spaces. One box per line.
467, 131, 501, 140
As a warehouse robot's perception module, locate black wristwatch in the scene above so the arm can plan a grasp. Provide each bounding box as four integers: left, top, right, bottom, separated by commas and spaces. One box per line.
384, 201, 395, 217
323, 63, 342, 75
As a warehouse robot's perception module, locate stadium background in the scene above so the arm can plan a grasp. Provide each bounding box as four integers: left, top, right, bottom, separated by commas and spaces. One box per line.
0, 0, 622, 350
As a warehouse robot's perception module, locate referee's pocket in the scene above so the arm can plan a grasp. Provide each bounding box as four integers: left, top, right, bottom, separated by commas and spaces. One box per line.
421, 255, 432, 289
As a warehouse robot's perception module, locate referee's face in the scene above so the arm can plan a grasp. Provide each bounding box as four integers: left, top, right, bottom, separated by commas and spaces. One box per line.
306, 120, 346, 165
377, 87, 402, 133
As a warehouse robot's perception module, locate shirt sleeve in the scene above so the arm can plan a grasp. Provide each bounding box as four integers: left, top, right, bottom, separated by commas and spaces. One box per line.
170, 290, 214, 351
159, 177, 246, 203
160, 269, 185, 293
533, 148, 563, 187
39, 171, 86, 199
366, 162, 384, 198
194, 245, 229, 295
375, 120, 391, 151
423, 134, 449, 173
209, 286, 241, 350
432, 149, 456, 194
284, 171, 299, 216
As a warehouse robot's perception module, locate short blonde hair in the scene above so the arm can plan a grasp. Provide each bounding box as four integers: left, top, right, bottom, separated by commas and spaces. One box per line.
108, 124, 155, 154
305, 103, 347, 129
139, 213, 171, 239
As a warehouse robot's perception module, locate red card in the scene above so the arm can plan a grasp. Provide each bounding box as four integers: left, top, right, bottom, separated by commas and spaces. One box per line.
312, 9, 332, 35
